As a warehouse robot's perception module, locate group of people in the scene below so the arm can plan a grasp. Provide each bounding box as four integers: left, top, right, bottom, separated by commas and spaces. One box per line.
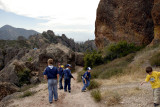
43, 58, 160, 107
43, 58, 91, 104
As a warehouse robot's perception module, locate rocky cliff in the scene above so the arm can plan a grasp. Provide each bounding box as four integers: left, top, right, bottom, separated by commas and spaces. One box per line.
95, 0, 155, 48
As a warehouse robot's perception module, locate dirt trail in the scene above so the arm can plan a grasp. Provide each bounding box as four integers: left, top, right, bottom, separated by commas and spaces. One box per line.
5, 66, 99, 107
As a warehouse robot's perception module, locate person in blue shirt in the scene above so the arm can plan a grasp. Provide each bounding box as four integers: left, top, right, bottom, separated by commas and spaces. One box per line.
63, 64, 75, 93
81, 67, 91, 92
58, 63, 64, 90
43, 59, 59, 104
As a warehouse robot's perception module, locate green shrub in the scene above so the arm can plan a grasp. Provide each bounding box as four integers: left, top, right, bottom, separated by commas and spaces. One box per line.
19, 91, 35, 98
104, 41, 142, 62
17, 68, 31, 87
91, 90, 102, 102
150, 53, 160, 66
28, 57, 32, 62
88, 80, 100, 90
98, 68, 123, 79
84, 50, 103, 70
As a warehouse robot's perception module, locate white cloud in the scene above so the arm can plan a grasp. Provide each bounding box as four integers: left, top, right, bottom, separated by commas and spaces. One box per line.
0, 0, 100, 41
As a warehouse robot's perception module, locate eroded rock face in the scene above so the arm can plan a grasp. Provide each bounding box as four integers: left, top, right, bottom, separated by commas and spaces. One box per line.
151, 0, 160, 44
95, 0, 154, 48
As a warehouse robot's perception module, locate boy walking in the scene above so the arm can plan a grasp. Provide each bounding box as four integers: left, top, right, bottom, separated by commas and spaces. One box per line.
63, 64, 75, 93
43, 59, 59, 104
58, 63, 64, 90
141, 66, 160, 107
82, 67, 91, 92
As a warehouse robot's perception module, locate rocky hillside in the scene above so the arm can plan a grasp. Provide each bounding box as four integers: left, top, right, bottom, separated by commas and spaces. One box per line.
0, 25, 38, 40
95, 0, 160, 48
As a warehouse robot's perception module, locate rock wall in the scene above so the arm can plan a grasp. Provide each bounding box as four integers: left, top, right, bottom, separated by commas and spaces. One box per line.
95, 0, 154, 48
151, 0, 160, 44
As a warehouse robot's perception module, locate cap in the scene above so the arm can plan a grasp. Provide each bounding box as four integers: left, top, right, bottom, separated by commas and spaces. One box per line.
66, 64, 72, 67
61, 65, 64, 68
87, 67, 91, 70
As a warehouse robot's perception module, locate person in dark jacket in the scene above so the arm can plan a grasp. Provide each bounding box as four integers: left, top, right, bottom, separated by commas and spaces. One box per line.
81, 67, 91, 92
58, 63, 64, 90
63, 64, 75, 93
43, 59, 59, 104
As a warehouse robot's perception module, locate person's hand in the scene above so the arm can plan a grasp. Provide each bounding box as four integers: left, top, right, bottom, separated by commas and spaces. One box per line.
73, 77, 76, 80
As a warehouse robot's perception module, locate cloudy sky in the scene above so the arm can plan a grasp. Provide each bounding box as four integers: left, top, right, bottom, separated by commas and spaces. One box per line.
0, 0, 100, 41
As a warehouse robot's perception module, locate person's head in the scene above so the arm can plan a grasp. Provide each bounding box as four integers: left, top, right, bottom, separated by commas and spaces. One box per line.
61, 65, 64, 68
146, 66, 153, 75
66, 64, 72, 69
48, 59, 53, 65
87, 67, 92, 72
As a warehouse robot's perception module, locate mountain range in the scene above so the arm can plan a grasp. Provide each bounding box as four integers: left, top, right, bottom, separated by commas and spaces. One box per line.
0, 25, 38, 40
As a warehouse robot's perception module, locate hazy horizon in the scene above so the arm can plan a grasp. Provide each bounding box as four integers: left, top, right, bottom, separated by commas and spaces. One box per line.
0, 0, 100, 41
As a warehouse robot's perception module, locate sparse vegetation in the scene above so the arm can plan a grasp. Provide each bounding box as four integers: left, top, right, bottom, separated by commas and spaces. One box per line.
91, 90, 102, 102
107, 92, 121, 106
19, 91, 36, 98
88, 80, 100, 90
150, 52, 160, 66
77, 70, 85, 82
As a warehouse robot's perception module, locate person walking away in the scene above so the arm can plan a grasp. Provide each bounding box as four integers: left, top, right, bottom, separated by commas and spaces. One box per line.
141, 66, 160, 107
58, 63, 64, 90
43, 59, 59, 104
82, 67, 91, 92
63, 64, 75, 93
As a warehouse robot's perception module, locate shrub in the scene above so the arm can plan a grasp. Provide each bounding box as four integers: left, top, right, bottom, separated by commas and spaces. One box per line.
150, 53, 160, 66
104, 41, 142, 62
107, 92, 121, 106
19, 91, 35, 98
91, 90, 102, 102
88, 80, 100, 90
84, 50, 103, 70
17, 68, 31, 87
28, 57, 32, 62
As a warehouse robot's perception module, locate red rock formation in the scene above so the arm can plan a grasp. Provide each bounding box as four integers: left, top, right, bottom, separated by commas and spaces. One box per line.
95, 0, 154, 48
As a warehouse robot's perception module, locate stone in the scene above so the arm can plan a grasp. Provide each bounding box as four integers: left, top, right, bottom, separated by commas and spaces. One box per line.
95, 0, 154, 49
30, 76, 40, 84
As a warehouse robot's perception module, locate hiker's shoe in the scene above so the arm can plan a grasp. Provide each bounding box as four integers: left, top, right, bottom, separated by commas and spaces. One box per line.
49, 102, 53, 104
54, 99, 58, 101
81, 90, 86, 92
154, 103, 159, 107
64, 90, 67, 92
68, 90, 71, 93
59, 88, 63, 90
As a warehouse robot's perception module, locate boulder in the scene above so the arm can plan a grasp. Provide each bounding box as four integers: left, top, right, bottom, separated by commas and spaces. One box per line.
30, 76, 40, 84
75, 52, 84, 66
95, 0, 154, 49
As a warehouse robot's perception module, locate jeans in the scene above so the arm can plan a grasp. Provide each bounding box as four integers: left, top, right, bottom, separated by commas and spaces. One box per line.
82, 78, 90, 91
64, 77, 71, 91
48, 79, 58, 102
59, 75, 63, 89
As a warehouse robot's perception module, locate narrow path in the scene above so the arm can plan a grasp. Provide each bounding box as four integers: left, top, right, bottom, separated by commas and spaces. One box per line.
6, 66, 99, 107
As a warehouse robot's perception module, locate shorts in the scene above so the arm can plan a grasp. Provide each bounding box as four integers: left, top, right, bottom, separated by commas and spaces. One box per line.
153, 88, 160, 104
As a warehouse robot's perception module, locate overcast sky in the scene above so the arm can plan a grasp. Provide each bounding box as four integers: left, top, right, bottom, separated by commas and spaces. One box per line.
0, 0, 100, 41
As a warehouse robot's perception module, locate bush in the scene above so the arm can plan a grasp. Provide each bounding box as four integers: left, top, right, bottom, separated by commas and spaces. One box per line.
88, 80, 100, 90
150, 53, 160, 66
91, 90, 102, 102
104, 41, 142, 62
107, 92, 121, 106
84, 50, 103, 70
17, 68, 31, 87
28, 57, 32, 62
19, 91, 35, 98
